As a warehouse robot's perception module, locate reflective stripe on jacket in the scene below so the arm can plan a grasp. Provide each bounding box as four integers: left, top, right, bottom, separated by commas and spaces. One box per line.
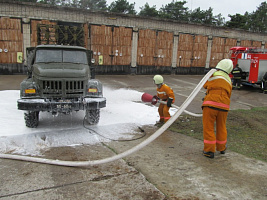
157, 84, 175, 102
202, 72, 232, 111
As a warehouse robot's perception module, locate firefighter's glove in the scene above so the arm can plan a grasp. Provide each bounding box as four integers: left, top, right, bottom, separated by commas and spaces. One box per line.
167, 98, 173, 107
151, 95, 159, 105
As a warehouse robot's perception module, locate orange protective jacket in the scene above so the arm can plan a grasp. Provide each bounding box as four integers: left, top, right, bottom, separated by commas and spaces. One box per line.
157, 84, 175, 102
202, 71, 232, 111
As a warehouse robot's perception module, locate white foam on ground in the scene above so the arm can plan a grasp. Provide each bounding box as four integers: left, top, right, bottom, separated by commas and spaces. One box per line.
0, 87, 172, 155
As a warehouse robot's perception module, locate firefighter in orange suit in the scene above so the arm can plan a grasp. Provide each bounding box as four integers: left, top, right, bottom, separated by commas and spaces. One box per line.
153, 75, 175, 123
202, 59, 233, 158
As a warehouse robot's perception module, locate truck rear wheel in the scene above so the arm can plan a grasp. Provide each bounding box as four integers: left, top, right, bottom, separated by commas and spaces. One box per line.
24, 111, 39, 128
85, 109, 100, 125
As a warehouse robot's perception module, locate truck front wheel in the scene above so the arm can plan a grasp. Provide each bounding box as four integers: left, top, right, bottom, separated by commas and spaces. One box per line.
85, 109, 100, 125
24, 111, 39, 128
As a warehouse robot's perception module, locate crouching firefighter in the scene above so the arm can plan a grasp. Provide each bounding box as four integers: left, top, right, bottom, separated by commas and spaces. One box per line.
153, 75, 175, 123
202, 59, 233, 158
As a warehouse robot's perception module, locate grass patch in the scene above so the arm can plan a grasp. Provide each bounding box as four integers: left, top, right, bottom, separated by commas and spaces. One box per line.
168, 107, 267, 162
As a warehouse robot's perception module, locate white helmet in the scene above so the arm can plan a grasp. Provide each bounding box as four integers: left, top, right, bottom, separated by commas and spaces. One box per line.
153, 75, 164, 84
215, 59, 233, 74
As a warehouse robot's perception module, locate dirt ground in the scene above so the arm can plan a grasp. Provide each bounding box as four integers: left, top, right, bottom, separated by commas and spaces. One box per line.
0, 75, 266, 200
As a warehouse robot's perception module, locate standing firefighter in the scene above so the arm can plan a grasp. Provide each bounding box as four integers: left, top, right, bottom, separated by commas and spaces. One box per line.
153, 75, 175, 123
232, 64, 243, 90
202, 59, 233, 158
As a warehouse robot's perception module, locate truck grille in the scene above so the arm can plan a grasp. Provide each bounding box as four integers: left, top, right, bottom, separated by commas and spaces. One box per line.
66, 80, 84, 91
43, 80, 62, 91
42, 80, 84, 97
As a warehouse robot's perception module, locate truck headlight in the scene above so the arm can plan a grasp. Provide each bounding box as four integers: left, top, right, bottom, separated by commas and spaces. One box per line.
87, 86, 100, 96
86, 80, 103, 97
25, 88, 36, 94
20, 80, 39, 97
23, 86, 38, 97
88, 88, 98, 93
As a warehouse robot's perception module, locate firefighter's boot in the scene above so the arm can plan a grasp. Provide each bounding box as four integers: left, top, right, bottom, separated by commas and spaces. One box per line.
220, 146, 227, 154
203, 151, 214, 158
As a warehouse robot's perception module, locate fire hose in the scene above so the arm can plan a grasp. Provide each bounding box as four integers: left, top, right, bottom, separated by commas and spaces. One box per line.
0, 69, 216, 167
160, 102, 202, 117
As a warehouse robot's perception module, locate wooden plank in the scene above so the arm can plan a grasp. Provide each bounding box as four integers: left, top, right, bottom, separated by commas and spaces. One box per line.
224, 38, 237, 58
177, 34, 194, 67
210, 37, 226, 67
0, 17, 8, 29
138, 29, 173, 66
90, 25, 132, 65
156, 31, 173, 66
0, 18, 23, 64
252, 41, 261, 47
240, 40, 252, 47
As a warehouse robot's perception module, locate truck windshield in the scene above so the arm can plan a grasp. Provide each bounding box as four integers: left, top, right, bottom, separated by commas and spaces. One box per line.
35, 49, 88, 64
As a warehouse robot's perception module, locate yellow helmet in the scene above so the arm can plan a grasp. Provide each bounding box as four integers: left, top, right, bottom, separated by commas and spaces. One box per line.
215, 59, 233, 74
153, 75, 164, 84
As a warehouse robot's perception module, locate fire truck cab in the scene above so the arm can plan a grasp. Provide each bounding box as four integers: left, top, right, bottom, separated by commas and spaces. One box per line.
230, 46, 267, 90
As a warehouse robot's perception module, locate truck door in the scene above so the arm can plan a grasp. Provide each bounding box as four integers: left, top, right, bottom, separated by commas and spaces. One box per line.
248, 57, 259, 83
258, 60, 267, 81
237, 59, 250, 81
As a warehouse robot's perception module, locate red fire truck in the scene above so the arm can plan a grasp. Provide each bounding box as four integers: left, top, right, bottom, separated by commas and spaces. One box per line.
230, 46, 267, 90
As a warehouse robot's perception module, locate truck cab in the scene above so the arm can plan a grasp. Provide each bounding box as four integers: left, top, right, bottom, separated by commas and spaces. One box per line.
18, 45, 106, 128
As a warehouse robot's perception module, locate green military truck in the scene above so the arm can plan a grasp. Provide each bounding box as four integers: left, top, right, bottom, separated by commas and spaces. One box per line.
18, 45, 106, 128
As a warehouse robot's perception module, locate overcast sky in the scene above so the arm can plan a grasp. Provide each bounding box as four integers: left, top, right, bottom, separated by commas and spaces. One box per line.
106, 0, 264, 20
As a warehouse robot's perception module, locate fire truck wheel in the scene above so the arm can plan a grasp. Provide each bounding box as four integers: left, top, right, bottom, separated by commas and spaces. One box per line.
24, 111, 39, 128
85, 109, 100, 125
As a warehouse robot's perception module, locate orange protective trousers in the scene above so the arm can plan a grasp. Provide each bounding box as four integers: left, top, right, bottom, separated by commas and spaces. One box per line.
158, 103, 171, 122
202, 107, 228, 153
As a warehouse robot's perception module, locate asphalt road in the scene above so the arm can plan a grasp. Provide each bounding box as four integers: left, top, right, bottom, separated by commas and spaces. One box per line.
0, 74, 266, 200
